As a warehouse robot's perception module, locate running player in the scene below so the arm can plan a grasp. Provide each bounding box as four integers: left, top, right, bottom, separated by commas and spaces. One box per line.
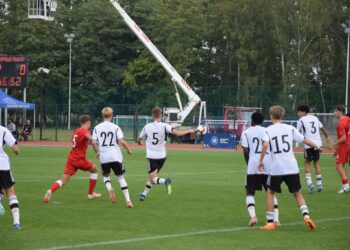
44, 115, 101, 202
241, 112, 279, 227
0, 125, 21, 230
137, 107, 195, 201
259, 106, 318, 231
92, 107, 134, 208
296, 105, 332, 193
332, 105, 350, 193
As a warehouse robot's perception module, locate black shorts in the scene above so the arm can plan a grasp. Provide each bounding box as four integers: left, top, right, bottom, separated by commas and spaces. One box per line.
0, 170, 15, 189
245, 174, 268, 192
147, 158, 166, 174
101, 162, 125, 176
304, 148, 320, 161
267, 174, 301, 193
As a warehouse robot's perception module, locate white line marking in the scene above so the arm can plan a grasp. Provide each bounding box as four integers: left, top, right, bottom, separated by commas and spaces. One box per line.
35, 216, 350, 250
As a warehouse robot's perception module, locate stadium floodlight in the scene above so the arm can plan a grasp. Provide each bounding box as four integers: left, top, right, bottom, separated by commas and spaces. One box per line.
38, 67, 50, 74
64, 33, 75, 130
343, 21, 350, 114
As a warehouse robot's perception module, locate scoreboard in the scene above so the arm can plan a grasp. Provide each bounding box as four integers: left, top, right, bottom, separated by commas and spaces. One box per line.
0, 56, 28, 88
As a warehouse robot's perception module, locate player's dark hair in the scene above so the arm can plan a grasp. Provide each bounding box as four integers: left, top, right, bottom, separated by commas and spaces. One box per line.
335, 105, 346, 114
251, 112, 264, 125
79, 115, 91, 124
152, 107, 162, 119
297, 105, 310, 113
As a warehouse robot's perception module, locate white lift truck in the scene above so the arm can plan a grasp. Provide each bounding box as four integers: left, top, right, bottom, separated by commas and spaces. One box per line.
110, 0, 206, 127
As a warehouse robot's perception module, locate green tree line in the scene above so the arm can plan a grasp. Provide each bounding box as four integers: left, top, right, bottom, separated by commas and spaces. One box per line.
1, 0, 350, 118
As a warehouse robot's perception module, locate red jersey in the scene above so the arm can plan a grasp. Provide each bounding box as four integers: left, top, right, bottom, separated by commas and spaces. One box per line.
336, 116, 350, 145
68, 128, 90, 160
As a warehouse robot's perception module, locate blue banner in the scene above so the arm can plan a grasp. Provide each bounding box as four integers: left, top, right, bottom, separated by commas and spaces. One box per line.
203, 133, 237, 149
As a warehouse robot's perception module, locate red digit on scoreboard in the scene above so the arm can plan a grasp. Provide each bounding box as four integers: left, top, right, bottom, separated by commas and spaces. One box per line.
19, 64, 26, 76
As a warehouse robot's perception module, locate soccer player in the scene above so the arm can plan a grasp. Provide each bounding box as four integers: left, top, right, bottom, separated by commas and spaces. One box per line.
259, 106, 318, 231
0, 125, 21, 230
332, 105, 350, 193
44, 115, 101, 203
92, 107, 134, 208
137, 107, 195, 201
241, 112, 279, 227
297, 105, 332, 193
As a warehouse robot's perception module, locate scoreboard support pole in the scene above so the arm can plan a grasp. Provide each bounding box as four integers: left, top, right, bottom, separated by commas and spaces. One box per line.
4, 89, 8, 127
23, 87, 27, 123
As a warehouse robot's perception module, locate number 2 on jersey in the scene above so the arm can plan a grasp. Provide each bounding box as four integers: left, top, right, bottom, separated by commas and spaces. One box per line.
101, 132, 115, 147
252, 137, 262, 154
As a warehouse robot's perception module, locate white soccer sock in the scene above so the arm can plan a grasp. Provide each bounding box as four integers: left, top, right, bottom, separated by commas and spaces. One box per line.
90, 173, 98, 180
9, 196, 20, 225
118, 175, 130, 202
103, 176, 113, 192
142, 180, 152, 196
246, 196, 256, 218
266, 211, 274, 223
273, 195, 279, 222
300, 205, 310, 219
305, 173, 312, 186
153, 177, 165, 185
0, 192, 3, 201
316, 175, 322, 186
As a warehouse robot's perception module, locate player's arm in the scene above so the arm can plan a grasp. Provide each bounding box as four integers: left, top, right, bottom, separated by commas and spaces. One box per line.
137, 127, 146, 145
258, 140, 269, 171
303, 139, 321, 150
242, 147, 249, 165
320, 127, 333, 144
240, 132, 249, 164
4, 129, 20, 155
12, 144, 20, 155
119, 138, 132, 154
171, 128, 195, 137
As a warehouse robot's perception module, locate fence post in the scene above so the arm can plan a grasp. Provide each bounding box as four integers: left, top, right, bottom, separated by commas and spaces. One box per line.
133, 105, 139, 142
55, 103, 58, 141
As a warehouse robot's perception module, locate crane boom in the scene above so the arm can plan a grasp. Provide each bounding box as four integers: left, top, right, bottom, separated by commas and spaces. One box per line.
109, 0, 203, 124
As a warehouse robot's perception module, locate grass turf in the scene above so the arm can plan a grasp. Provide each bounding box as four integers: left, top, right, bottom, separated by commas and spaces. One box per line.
0, 146, 349, 250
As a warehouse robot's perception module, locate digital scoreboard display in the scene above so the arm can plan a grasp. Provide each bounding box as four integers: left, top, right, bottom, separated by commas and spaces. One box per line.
0, 56, 28, 88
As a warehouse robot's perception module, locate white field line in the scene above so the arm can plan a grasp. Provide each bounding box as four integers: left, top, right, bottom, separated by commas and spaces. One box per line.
35, 216, 350, 250
16, 170, 245, 183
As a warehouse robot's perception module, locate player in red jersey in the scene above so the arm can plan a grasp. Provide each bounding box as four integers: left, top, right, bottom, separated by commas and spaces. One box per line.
44, 115, 101, 202
332, 105, 350, 193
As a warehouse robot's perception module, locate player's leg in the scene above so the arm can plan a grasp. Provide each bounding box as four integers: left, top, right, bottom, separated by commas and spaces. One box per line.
87, 164, 101, 199
313, 160, 323, 192
273, 195, 280, 226
140, 160, 156, 201
101, 164, 116, 203
149, 159, 171, 194
336, 163, 349, 193
304, 149, 314, 193
44, 174, 72, 203
5, 186, 21, 230
114, 162, 133, 208
0, 186, 5, 216
246, 189, 257, 226
261, 188, 276, 230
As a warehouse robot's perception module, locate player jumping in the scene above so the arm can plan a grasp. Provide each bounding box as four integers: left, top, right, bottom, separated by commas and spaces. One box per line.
137, 107, 195, 201
92, 107, 134, 208
0, 125, 21, 230
44, 115, 101, 203
259, 106, 318, 231
297, 105, 332, 193
241, 112, 280, 227
332, 105, 350, 193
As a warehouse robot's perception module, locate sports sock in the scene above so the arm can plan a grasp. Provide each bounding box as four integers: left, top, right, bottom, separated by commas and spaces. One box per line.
305, 173, 312, 186
300, 204, 310, 219
9, 196, 20, 225
316, 175, 322, 186
153, 177, 165, 184
246, 195, 256, 218
88, 173, 98, 195
103, 176, 113, 192
118, 175, 130, 202
342, 179, 349, 190
273, 195, 279, 222
142, 180, 152, 197
0, 191, 3, 201
50, 180, 63, 193
266, 211, 274, 223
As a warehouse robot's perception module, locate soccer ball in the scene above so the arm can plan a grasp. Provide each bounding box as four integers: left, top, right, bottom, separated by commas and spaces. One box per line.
196, 125, 208, 135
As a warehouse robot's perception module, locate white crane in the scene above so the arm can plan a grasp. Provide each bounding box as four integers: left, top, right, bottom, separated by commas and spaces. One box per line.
109, 0, 206, 126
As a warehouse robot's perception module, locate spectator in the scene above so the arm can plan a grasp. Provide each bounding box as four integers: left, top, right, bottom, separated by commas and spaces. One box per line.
20, 120, 32, 142
7, 119, 18, 140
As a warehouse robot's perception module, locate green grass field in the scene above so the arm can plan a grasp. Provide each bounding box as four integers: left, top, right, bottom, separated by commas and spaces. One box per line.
0, 146, 349, 250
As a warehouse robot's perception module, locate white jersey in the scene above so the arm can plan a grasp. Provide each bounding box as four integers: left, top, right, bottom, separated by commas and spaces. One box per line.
92, 121, 124, 164
241, 126, 271, 175
139, 121, 174, 159
263, 123, 305, 176
297, 114, 323, 149
0, 126, 16, 171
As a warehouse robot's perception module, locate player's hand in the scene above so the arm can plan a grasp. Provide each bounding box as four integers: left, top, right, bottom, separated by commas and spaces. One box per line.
127, 149, 133, 155
95, 152, 100, 159
258, 161, 264, 171
326, 137, 334, 144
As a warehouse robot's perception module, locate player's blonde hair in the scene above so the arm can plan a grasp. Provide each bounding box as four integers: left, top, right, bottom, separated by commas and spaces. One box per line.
102, 107, 113, 119
152, 107, 162, 119
269, 105, 285, 120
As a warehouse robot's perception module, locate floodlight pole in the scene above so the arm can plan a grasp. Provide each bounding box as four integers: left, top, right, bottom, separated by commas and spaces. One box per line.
65, 33, 75, 130
344, 22, 350, 114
